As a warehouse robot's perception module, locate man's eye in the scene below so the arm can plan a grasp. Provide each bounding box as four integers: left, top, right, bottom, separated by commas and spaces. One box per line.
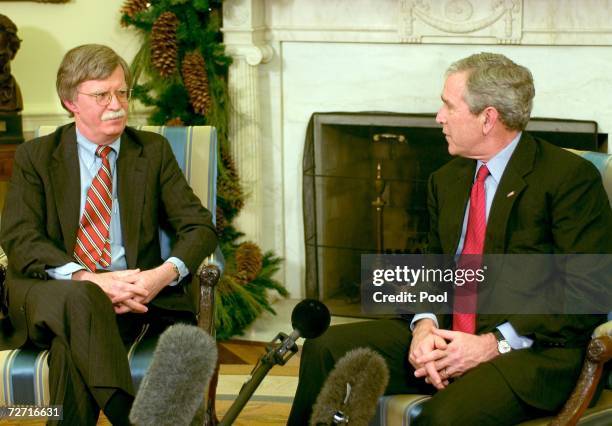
95, 92, 110, 100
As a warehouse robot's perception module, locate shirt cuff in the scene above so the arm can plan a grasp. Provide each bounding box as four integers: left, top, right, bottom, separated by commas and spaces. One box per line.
410, 313, 439, 331
46, 262, 86, 280
165, 257, 189, 287
497, 322, 534, 350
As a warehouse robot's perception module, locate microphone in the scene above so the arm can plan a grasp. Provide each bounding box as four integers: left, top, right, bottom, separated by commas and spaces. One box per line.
276, 298, 332, 361
310, 347, 389, 425
129, 324, 218, 426
220, 299, 331, 426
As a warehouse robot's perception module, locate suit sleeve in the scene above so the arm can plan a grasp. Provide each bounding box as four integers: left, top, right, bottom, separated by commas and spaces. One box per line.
0, 144, 75, 277
510, 159, 612, 345
158, 137, 218, 273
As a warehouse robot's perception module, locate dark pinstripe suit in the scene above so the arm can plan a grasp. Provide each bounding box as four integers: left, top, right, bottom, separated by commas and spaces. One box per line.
0, 124, 217, 422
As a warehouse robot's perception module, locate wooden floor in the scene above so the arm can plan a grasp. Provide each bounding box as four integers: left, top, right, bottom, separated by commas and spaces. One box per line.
0, 340, 299, 426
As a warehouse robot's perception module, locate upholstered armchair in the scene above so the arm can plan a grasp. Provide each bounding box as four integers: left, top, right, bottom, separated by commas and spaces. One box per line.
0, 125, 222, 423
372, 149, 612, 426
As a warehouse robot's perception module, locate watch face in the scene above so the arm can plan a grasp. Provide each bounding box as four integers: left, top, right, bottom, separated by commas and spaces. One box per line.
498, 340, 512, 354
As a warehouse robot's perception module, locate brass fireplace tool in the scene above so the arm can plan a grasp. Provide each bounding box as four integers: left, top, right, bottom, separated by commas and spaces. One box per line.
371, 133, 406, 253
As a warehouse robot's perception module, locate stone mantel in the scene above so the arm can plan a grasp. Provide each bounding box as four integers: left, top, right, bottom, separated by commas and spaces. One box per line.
259, 0, 612, 45
222, 0, 612, 297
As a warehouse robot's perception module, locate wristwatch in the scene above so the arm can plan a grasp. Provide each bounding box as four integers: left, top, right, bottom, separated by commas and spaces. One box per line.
168, 262, 180, 281
493, 329, 512, 354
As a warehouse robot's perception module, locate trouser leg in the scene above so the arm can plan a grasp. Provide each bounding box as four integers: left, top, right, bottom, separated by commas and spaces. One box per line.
24, 279, 136, 423
46, 337, 99, 426
288, 318, 432, 426
413, 362, 548, 426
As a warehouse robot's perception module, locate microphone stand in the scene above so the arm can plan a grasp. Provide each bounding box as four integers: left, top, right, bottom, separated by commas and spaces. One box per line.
219, 331, 299, 426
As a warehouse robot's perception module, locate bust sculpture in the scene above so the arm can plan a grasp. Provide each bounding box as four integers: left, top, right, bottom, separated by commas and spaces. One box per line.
0, 15, 23, 113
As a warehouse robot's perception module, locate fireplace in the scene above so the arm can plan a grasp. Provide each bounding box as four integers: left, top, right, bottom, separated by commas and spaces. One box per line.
303, 112, 604, 317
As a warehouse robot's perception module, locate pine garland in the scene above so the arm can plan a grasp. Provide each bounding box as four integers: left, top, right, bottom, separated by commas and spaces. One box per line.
120, 0, 285, 340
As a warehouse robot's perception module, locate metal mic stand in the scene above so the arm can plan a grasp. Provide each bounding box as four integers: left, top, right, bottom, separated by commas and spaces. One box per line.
219, 331, 299, 425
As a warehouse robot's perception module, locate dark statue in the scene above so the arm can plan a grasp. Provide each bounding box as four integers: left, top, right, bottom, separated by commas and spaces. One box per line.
0, 14, 23, 145
0, 15, 22, 113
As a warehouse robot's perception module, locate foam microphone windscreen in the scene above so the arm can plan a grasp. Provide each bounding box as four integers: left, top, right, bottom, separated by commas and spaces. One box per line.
129, 324, 218, 426
310, 347, 389, 426
291, 299, 331, 339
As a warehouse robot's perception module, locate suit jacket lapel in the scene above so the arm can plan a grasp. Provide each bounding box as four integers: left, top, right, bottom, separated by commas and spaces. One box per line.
117, 131, 147, 268
444, 159, 475, 254
485, 133, 536, 253
50, 125, 81, 253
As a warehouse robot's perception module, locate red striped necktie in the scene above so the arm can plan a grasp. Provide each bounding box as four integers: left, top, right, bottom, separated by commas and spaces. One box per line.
73, 145, 113, 272
452, 164, 489, 334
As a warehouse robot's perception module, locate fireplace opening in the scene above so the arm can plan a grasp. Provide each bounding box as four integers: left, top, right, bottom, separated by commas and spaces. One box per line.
302, 112, 604, 317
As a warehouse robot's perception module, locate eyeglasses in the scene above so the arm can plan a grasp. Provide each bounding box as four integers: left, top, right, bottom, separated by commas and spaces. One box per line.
77, 89, 132, 106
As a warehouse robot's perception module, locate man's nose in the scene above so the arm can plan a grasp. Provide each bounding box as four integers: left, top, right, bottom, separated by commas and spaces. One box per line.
435, 109, 445, 124
107, 93, 122, 109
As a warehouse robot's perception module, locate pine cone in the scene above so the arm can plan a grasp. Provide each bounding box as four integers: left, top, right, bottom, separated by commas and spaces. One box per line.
235, 242, 263, 283
221, 146, 239, 182
166, 117, 184, 126
182, 50, 212, 116
120, 0, 150, 25
218, 177, 244, 213
151, 12, 179, 77
218, 147, 244, 212
215, 205, 225, 236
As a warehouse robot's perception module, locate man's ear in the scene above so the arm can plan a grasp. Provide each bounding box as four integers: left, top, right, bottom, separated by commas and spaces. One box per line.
62, 98, 78, 115
481, 107, 499, 135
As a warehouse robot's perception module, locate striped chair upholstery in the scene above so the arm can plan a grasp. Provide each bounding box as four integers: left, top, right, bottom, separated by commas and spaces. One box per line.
0, 125, 220, 407
370, 149, 612, 426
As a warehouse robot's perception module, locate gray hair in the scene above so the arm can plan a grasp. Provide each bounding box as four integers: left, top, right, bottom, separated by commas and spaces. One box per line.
446, 52, 535, 130
56, 44, 130, 114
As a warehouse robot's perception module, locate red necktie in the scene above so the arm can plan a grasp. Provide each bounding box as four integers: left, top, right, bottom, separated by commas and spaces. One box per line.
73, 145, 113, 272
452, 164, 489, 334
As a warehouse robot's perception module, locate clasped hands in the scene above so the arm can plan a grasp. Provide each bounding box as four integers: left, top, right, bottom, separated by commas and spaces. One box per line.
408, 319, 499, 390
72, 263, 177, 314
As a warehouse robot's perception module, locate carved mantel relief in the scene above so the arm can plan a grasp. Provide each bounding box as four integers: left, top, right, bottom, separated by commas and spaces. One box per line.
399, 0, 522, 44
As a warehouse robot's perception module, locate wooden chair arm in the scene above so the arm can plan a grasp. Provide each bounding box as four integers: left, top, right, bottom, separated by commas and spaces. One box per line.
0, 263, 7, 318
197, 263, 221, 334
551, 334, 612, 426
196, 261, 221, 426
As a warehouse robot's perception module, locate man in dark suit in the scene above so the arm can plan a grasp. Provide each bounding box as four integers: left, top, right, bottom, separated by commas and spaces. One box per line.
288, 53, 612, 425
0, 44, 217, 425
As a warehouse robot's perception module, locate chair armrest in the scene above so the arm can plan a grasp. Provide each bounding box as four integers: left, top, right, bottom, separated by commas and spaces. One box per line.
551, 323, 612, 426
205, 246, 225, 276
195, 248, 223, 426
0, 263, 6, 317
594, 321, 612, 338
196, 246, 224, 333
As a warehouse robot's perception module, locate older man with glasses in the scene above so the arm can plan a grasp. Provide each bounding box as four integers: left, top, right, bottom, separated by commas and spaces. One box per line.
0, 44, 217, 425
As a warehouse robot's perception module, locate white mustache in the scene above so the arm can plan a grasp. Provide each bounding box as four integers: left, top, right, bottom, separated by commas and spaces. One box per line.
101, 109, 127, 121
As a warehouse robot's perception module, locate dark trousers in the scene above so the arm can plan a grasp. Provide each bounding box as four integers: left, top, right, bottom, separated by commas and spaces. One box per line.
23, 279, 192, 425
288, 319, 547, 426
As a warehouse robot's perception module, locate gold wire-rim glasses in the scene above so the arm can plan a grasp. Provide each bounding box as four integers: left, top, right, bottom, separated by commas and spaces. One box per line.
77, 89, 132, 106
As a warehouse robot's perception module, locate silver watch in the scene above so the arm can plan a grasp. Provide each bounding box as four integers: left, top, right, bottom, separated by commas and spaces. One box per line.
494, 330, 512, 354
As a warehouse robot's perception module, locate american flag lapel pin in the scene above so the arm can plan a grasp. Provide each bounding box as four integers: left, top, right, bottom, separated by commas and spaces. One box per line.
507, 191, 515, 198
